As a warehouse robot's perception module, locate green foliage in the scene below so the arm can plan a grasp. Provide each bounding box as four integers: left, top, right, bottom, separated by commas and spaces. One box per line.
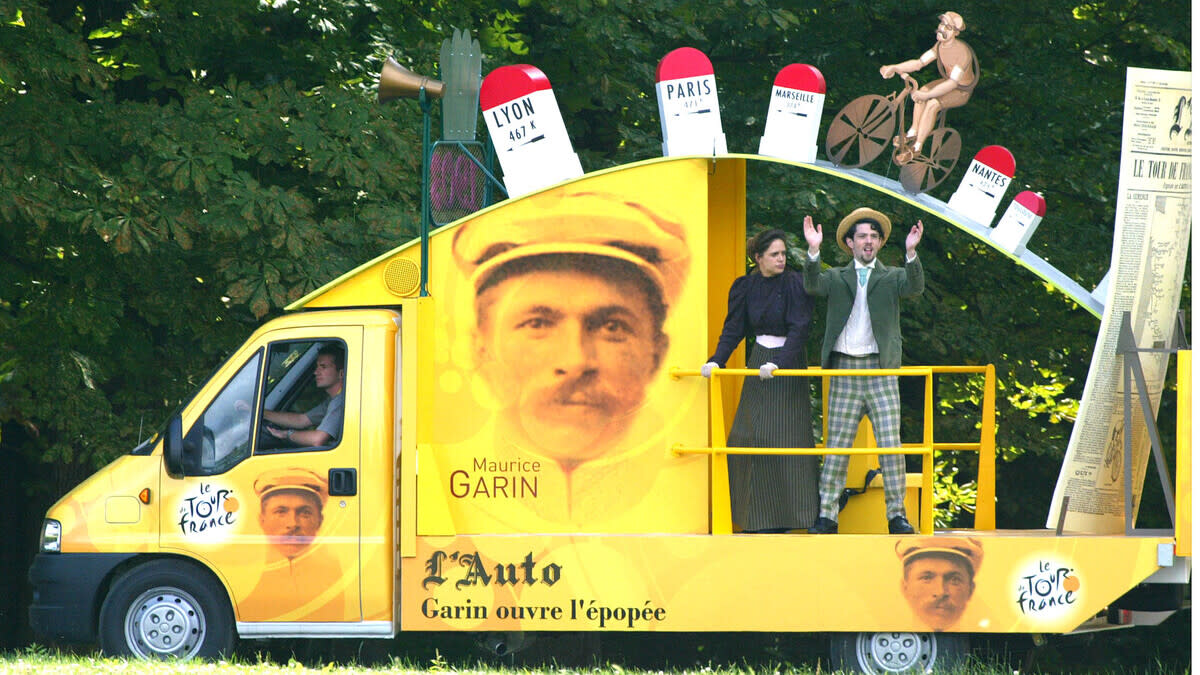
0, 0, 1190, 530
0, 0, 423, 481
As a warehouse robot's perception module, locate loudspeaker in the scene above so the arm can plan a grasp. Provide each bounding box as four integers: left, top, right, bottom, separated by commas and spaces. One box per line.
378, 56, 445, 102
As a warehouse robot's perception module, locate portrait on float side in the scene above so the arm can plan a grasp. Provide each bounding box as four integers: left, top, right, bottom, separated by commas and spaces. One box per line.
421, 166, 712, 534
895, 537, 983, 632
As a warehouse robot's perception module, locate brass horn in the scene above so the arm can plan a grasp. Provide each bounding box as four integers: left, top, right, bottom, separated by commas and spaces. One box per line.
378, 56, 445, 103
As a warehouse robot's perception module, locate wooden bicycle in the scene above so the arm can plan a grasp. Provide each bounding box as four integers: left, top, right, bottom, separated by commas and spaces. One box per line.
825, 73, 962, 194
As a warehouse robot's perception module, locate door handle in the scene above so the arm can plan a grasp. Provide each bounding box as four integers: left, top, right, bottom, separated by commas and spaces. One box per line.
328, 468, 358, 497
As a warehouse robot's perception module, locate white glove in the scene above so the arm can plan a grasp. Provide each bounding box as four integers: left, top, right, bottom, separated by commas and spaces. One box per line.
759, 362, 778, 380
700, 362, 719, 378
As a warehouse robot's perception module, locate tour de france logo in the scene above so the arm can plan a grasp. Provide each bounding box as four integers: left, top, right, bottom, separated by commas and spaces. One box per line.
1015, 557, 1081, 620
177, 482, 239, 538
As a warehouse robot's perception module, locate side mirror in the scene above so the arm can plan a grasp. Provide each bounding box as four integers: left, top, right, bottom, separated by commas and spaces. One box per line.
164, 415, 185, 479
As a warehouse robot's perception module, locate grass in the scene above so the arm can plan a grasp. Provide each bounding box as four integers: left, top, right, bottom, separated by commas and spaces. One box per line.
0, 654, 1189, 675
2, 619, 1191, 675
0, 640, 1189, 675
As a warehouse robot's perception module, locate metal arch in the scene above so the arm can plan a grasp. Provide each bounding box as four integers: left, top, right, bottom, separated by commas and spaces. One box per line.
725, 153, 1104, 318
289, 153, 1105, 317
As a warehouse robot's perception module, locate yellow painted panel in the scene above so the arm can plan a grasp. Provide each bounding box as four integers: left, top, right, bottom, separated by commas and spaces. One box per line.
402, 532, 1168, 634
1176, 350, 1191, 556
54, 454, 159, 554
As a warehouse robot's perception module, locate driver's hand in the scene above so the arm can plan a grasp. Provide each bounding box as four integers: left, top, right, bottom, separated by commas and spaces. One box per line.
266, 426, 287, 439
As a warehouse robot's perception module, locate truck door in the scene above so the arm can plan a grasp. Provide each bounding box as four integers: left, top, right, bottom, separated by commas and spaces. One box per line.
160, 328, 364, 624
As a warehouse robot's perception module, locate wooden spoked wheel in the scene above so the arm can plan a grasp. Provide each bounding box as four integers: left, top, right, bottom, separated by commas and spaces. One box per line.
899, 127, 961, 193
825, 95, 895, 168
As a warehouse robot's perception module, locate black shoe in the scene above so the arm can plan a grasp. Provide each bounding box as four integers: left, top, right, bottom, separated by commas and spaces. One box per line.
808, 517, 838, 534
888, 516, 915, 534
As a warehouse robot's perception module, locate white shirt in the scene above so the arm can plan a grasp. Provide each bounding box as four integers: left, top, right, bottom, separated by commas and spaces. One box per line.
833, 261, 878, 356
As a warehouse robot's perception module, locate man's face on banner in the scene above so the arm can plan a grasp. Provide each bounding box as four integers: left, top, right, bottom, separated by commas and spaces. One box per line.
901, 553, 975, 631
475, 258, 667, 464
259, 489, 324, 559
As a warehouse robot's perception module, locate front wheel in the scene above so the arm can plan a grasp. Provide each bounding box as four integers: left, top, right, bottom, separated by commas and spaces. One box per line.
99, 559, 234, 659
830, 632, 968, 674
898, 128, 962, 194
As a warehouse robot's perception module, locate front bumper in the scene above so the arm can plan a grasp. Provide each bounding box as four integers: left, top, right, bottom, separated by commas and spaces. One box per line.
28, 552, 136, 644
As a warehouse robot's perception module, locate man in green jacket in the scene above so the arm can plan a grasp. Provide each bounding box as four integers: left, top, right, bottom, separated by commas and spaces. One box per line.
802, 207, 925, 535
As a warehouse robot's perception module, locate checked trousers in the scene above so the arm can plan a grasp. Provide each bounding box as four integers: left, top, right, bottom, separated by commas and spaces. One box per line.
818, 352, 908, 522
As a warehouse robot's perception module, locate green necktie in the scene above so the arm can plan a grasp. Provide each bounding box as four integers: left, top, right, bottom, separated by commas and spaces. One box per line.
858, 267, 869, 287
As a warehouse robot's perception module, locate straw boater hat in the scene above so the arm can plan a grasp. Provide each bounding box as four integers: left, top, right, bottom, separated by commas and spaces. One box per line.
895, 537, 984, 576
452, 191, 690, 308
835, 207, 892, 257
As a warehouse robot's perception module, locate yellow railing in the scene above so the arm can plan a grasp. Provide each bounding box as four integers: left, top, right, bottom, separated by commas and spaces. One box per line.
670, 364, 997, 535
1175, 351, 1191, 556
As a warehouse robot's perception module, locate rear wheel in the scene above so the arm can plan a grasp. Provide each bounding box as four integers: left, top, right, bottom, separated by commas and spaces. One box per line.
830, 632, 968, 674
826, 95, 896, 168
99, 559, 234, 660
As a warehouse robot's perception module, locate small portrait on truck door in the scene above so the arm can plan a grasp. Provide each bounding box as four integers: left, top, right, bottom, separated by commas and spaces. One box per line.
895, 537, 983, 631
447, 189, 699, 527
241, 467, 344, 620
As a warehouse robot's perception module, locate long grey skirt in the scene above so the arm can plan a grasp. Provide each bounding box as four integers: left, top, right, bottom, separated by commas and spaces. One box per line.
726, 342, 819, 531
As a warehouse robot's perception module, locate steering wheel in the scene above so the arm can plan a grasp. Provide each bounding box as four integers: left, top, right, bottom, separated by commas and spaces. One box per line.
257, 422, 288, 451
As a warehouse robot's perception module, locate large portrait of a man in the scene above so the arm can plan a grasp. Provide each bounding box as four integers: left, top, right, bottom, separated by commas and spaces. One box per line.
426, 184, 709, 533
454, 191, 686, 463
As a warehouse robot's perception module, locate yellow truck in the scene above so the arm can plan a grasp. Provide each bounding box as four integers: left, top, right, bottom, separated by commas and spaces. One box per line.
27, 155, 1189, 673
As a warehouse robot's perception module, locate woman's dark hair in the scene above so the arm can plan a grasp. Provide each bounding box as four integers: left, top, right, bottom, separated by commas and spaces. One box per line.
748, 228, 790, 265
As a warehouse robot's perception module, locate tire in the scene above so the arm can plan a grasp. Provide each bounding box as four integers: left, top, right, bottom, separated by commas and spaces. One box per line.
897, 128, 961, 194
99, 559, 235, 659
830, 632, 969, 674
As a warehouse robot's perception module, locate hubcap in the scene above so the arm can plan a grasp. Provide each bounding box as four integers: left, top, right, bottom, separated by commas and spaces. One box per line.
124, 587, 206, 659
857, 632, 935, 674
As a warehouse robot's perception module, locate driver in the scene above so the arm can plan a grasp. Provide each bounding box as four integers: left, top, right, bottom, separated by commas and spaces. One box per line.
262, 344, 346, 446
879, 11, 977, 164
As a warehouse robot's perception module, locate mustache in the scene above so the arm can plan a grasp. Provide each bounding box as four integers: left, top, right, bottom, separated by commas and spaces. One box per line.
548, 374, 620, 408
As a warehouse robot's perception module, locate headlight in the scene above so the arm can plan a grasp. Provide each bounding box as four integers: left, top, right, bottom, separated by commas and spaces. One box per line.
40, 519, 61, 553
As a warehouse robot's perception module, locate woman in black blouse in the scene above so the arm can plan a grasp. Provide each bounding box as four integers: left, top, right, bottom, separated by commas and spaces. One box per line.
701, 229, 818, 533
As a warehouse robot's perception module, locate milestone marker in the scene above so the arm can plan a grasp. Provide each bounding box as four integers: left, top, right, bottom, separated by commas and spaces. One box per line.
481, 64, 583, 199
758, 64, 826, 163
948, 145, 1016, 225
656, 48, 727, 157
990, 190, 1047, 254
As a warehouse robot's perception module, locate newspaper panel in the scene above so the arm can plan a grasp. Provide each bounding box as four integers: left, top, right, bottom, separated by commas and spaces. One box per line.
1047, 67, 1191, 533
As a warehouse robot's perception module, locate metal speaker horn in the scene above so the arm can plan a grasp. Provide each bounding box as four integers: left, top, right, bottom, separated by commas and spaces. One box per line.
378, 57, 445, 103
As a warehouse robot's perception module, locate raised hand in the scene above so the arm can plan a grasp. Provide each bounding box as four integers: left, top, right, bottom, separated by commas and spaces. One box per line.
906, 219, 924, 255
803, 215, 823, 254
